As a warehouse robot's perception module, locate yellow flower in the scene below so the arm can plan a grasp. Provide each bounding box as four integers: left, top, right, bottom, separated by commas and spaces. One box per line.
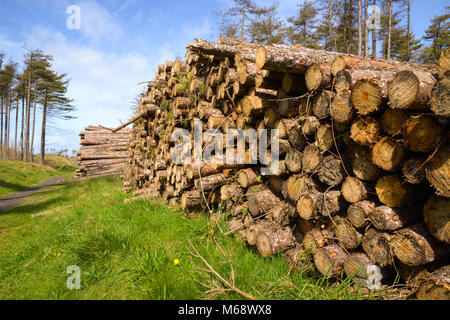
173, 259, 180, 265
57, 253, 62, 257
25, 273, 30, 276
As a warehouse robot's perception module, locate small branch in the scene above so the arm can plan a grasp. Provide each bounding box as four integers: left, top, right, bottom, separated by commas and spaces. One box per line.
187, 239, 258, 300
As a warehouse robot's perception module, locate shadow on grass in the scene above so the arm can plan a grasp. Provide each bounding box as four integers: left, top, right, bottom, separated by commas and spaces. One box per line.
0, 195, 66, 217
0, 179, 26, 193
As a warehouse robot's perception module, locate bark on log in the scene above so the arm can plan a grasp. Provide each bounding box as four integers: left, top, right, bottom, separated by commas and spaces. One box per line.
361, 229, 394, 267
314, 244, 348, 277
256, 226, 296, 257
416, 265, 450, 300
423, 196, 450, 244
238, 168, 259, 188
425, 145, 450, 198
181, 190, 202, 210
430, 74, 450, 118
248, 189, 281, 217
194, 173, 226, 191
303, 229, 334, 254
368, 205, 419, 232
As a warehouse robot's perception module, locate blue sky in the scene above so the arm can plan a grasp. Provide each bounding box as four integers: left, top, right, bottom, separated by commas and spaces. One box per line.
0, 0, 447, 154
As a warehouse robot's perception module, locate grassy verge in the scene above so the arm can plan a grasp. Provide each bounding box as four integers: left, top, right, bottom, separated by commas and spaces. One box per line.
0, 156, 76, 198
0, 175, 379, 300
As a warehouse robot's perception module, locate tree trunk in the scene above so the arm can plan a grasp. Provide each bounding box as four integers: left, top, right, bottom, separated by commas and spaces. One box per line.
39, 89, 47, 164
30, 88, 37, 162
364, 0, 369, 57
372, 0, 376, 58
407, 0, 411, 62
14, 97, 19, 159
358, 0, 363, 56
387, 0, 392, 60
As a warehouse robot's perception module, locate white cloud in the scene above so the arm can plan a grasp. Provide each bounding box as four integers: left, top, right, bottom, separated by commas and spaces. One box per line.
77, 0, 124, 44
13, 24, 151, 152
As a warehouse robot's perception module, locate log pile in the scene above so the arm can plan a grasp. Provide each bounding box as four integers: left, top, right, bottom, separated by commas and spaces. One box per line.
122, 40, 449, 298
76, 126, 132, 178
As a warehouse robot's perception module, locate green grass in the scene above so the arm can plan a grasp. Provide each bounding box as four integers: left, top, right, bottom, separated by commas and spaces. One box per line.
0, 176, 377, 300
0, 156, 76, 198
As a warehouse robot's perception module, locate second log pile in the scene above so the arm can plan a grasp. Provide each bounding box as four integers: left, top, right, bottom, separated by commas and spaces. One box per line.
123, 39, 450, 298
76, 126, 132, 178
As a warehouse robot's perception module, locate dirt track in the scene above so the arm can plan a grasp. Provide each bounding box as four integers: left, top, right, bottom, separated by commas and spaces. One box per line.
0, 176, 66, 212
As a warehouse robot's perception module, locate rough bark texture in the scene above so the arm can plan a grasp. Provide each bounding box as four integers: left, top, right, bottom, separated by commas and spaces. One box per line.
425, 145, 450, 198
314, 244, 348, 277
423, 196, 450, 244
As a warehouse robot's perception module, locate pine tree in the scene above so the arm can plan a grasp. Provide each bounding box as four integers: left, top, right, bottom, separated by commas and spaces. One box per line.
0, 60, 18, 158
38, 68, 75, 164
334, 0, 359, 54
286, 1, 321, 48
248, 3, 285, 44
420, 6, 450, 63
217, 0, 278, 41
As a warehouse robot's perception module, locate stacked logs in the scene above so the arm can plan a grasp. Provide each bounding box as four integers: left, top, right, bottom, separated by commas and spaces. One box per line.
122, 39, 449, 298
76, 126, 132, 178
